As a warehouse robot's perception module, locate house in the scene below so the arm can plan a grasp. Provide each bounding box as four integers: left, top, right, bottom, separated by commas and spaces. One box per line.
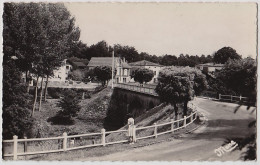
128, 60, 163, 83
195, 63, 224, 74
24, 59, 72, 86
50, 59, 72, 82
87, 57, 132, 83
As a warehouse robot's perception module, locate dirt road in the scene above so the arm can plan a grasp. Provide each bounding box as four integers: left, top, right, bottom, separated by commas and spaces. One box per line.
83, 98, 256, 161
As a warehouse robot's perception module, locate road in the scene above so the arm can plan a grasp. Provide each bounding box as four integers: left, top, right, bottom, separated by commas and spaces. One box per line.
82, 98, 256, 161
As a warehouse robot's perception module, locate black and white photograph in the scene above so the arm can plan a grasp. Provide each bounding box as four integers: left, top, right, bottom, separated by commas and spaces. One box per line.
1, 0, 258, 163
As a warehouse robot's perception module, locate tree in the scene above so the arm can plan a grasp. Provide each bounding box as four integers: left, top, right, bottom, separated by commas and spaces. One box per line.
160, 55, 178, 66
131, 68, 154, 85
3, 3, 80, 108
85, 40, 112, 60
68, 41, 88, 59
213, 47, 241, 64
68, 69, 84, 81
92, 66, 114, 86
2, 59, 34, 139
55, 90, 81, 124
216, 58, 256, 103
155, 66, 207, 117
114, 44, 140, 62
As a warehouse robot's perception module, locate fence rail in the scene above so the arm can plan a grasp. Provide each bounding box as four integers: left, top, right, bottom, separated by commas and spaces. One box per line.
114, 83, 158, 96
218, 94, 248, 102
3, 103, 198, 160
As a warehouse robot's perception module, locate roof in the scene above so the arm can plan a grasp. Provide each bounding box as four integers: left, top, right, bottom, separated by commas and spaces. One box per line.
196, 63, 224, 67
129, 60, 162, 67
88, 57, 119, 67
122, 62, 132, 69
72, 62, 86, 67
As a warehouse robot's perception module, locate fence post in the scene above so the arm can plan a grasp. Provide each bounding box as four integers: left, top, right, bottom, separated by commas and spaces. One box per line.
171, 119, 174, 132
101, 129, 106, 146
24, 136, 28, 152
13, 135, 18, 160
219, 94, 221, 100
231, 95, 233, 102
133, 125, 136, 142
154, 123, 157, 138
184, 116, 187, 128
240, 95, 242, 101
23, 136, 28, 160
63, 132, 67, 151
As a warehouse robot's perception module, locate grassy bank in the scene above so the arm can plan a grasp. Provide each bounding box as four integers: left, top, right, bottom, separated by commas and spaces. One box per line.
32, 87, 113, 138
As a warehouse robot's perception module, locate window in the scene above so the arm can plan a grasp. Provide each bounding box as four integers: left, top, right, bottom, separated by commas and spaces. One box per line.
66, 66, 70, 69
124, 69, 128, 76
154, 71, 156, 75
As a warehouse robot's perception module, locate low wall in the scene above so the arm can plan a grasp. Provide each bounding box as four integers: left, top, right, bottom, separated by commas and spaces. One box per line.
104, 88, 161, 131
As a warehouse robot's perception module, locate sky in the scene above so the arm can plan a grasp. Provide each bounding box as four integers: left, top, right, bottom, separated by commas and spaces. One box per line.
65, 2, 257, 58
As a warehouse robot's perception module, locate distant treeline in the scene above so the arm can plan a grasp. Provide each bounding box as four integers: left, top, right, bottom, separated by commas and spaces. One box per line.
69, 40, 213, 67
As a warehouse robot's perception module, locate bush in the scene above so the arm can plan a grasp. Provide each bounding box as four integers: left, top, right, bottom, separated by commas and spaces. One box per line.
52, 90, 81, 124
3, 105, 35, 139
47, 88, 63, 99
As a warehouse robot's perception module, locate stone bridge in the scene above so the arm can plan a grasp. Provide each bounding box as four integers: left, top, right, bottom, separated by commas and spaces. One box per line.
114, 83, 158, 96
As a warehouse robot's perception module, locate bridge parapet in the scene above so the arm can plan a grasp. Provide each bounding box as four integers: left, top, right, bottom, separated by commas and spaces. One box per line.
114, 83, 158, 96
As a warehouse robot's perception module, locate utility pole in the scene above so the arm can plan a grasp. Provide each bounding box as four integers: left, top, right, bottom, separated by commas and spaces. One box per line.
112, 46, 115, 89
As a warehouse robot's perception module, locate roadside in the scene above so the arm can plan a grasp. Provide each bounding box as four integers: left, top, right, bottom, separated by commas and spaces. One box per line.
78, 98, 256, 161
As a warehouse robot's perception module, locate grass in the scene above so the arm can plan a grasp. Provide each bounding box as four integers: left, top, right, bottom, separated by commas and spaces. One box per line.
32, 87, 113, 138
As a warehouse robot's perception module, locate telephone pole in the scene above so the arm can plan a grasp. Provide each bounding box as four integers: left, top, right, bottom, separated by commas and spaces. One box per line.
112, 46, 115, 89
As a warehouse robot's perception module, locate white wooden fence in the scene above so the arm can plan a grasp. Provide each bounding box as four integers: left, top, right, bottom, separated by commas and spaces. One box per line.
218, 94, 248, 102
3, 103, 198, 160
115, 83, 158, 96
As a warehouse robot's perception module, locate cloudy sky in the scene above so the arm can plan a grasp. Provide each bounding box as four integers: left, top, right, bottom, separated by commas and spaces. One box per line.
66, 2, 257, 58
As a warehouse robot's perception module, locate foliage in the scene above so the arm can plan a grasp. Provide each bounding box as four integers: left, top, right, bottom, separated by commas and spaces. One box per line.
54, 90, 81, 123
3, 3, 80, 80
68, 41, 88, 59
114, 44, 140, 62
68, 69, 85, 81
47, 87, 63, 99
202, 72, 236, 96
85, 40, 112, 60
131, 68, 154, 84
92, 66, 115, 86
155, 66, 207, 116
213, 47, 241, 64
216, 58, 256, 103
2, 60, 34, 139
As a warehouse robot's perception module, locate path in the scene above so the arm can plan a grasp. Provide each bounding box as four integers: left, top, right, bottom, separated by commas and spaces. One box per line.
81, 98, 256, 161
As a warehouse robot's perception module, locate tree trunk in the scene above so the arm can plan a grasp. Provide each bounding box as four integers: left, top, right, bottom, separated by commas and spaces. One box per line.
173, 103, 178, 119
26, 71, 30, 93
32, 76, 39, 116
43, 75, 49, 101
183, 100, 188, 117
38, 77, 44, 112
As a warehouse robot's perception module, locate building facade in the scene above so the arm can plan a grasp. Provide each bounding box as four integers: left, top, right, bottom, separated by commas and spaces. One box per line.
87, 57, 132, 84
195, 63, 224, 74
23, 59, 72, 86
128, 60, 163, 84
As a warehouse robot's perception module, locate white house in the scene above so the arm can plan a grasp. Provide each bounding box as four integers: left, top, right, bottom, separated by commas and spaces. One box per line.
87, 57, 132, 83
49, 59, 72, 82
24, 59, 72, 86
128, 60, 163, 84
